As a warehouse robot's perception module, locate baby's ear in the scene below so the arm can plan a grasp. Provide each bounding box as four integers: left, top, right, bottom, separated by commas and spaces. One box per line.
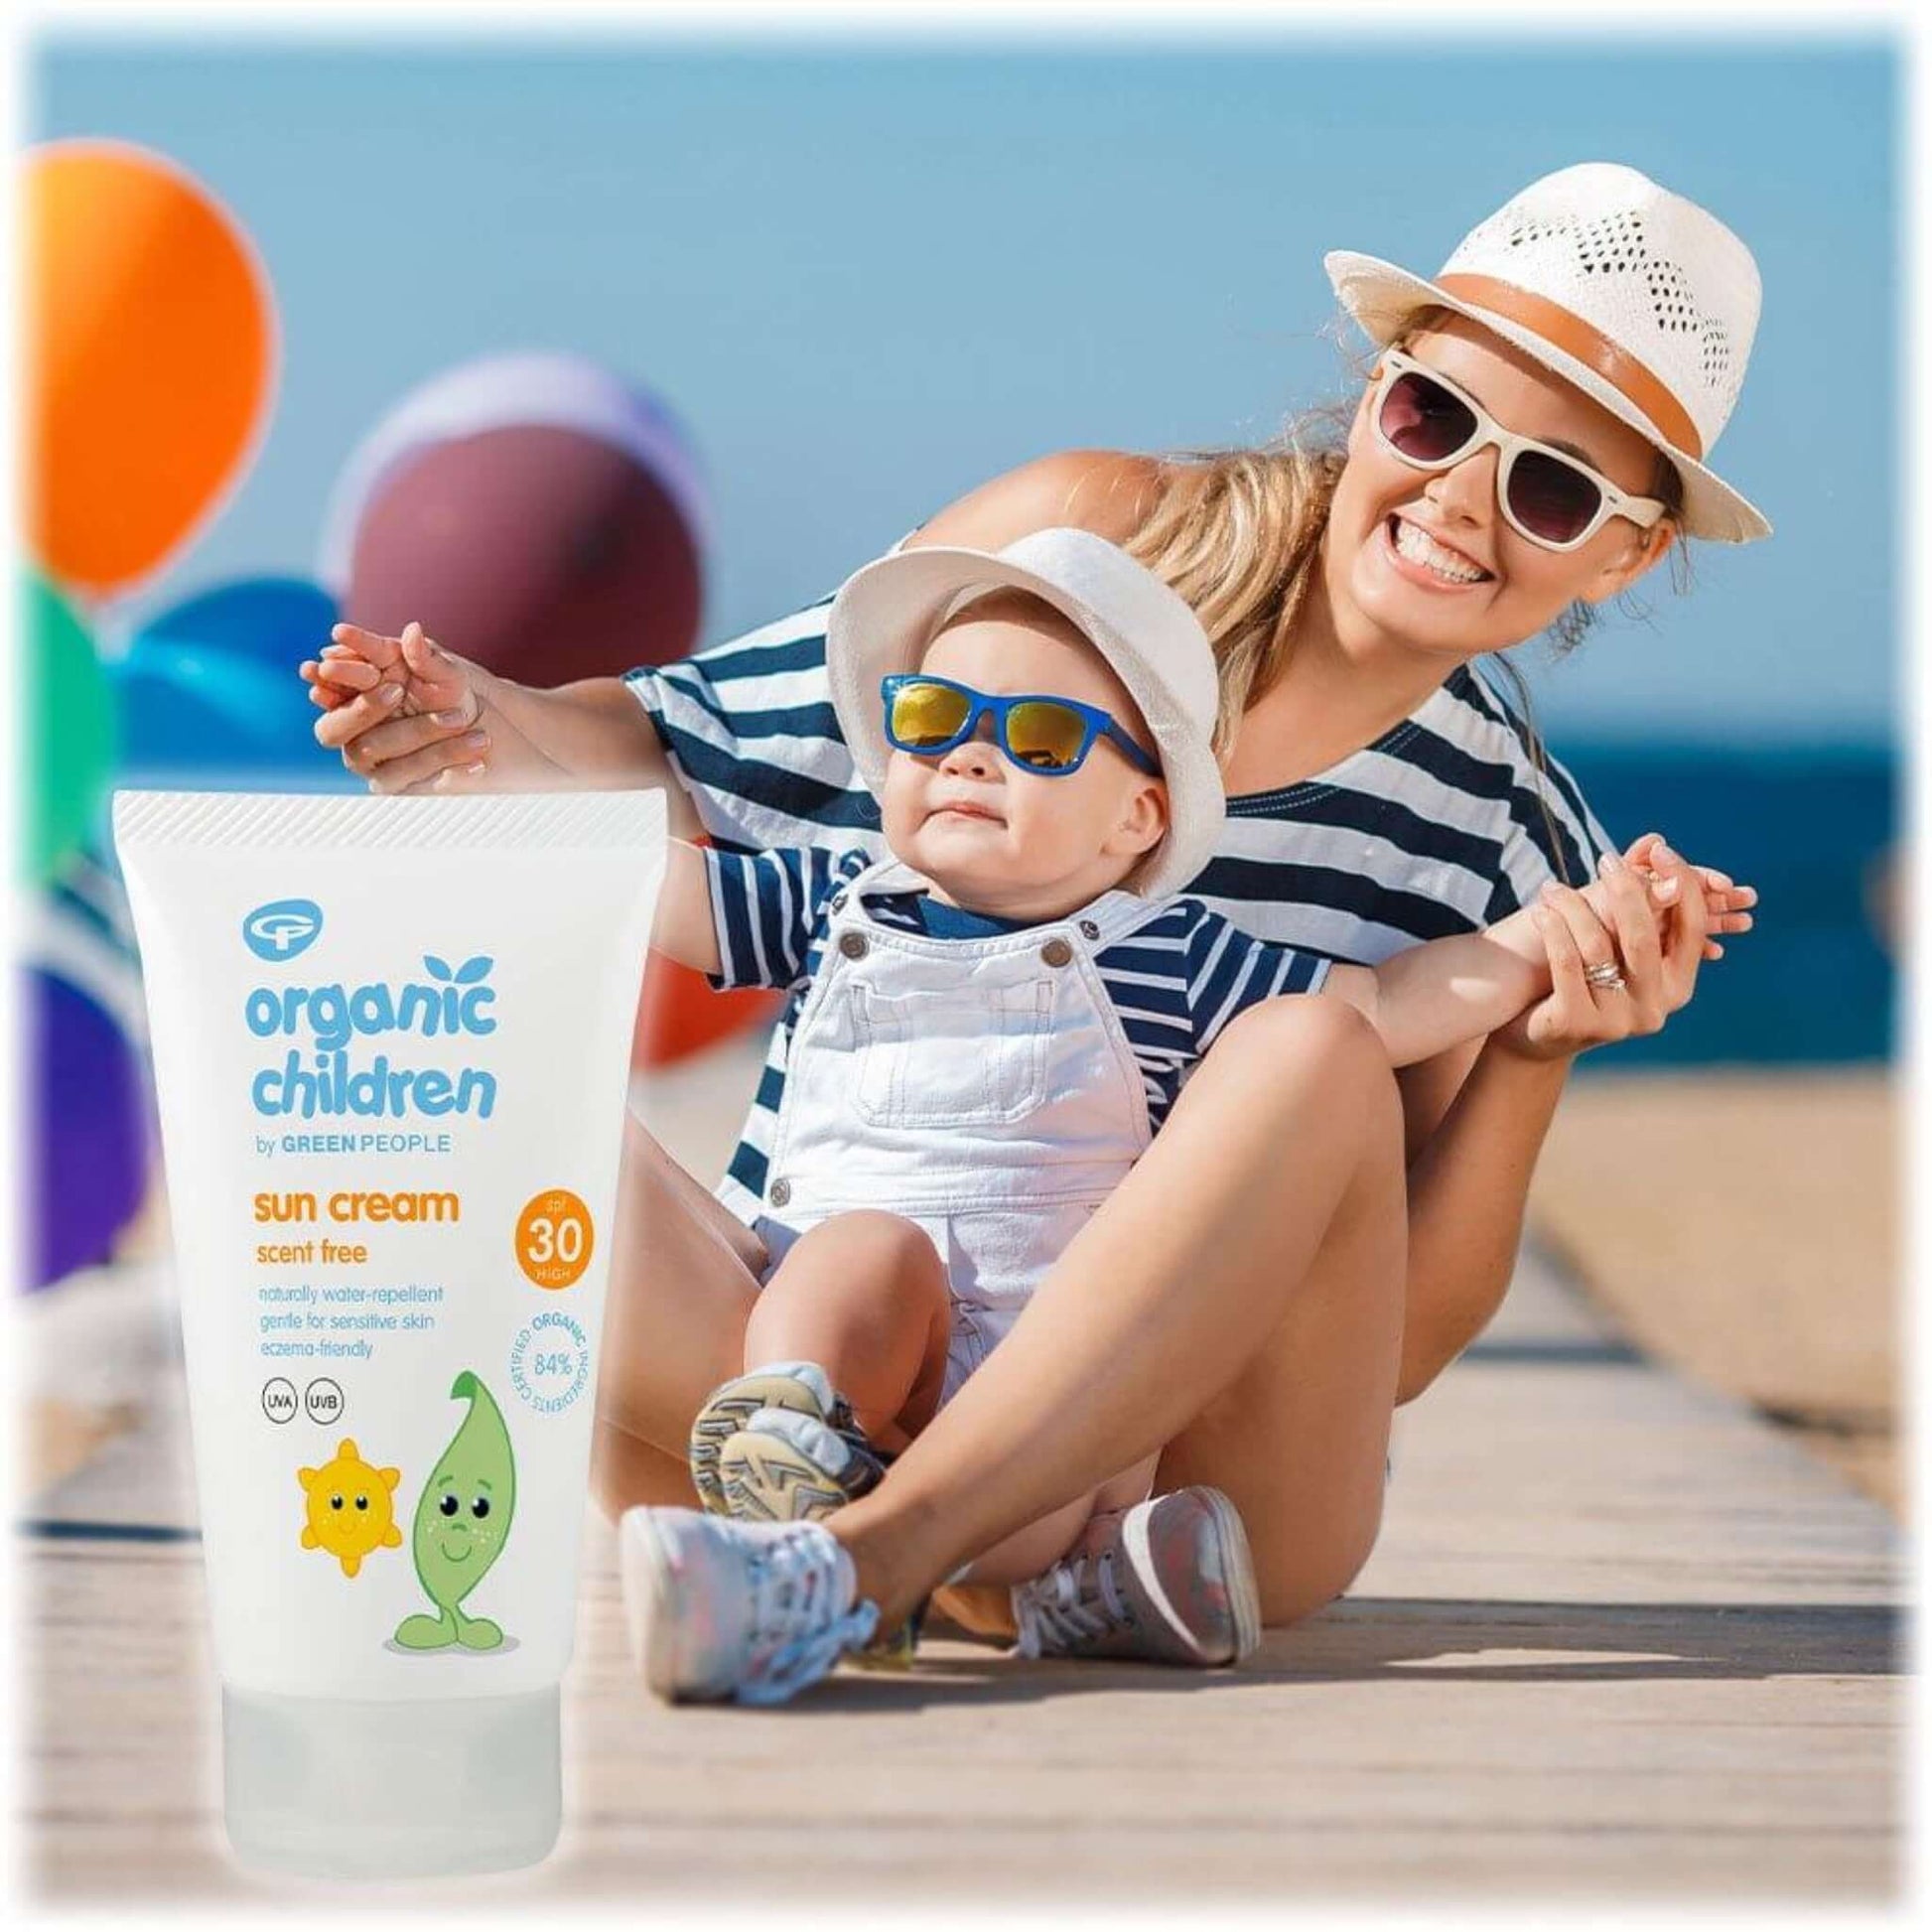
1115, 776, 1170, 858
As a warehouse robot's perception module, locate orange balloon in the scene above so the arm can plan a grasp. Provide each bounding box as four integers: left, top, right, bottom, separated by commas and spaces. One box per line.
27, 141, 277, 599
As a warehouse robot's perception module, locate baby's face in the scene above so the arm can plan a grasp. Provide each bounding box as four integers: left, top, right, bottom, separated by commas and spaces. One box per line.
879, 597, 1169, 921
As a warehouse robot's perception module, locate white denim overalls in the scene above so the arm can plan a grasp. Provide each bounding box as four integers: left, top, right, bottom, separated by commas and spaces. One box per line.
752, 859, 1157, 1400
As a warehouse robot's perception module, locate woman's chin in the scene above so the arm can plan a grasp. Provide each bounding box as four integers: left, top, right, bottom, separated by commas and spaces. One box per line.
1349, 544, 1508, 657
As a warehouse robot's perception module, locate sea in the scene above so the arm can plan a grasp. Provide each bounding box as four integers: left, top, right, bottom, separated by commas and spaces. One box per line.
1558, 742, 1898, 1069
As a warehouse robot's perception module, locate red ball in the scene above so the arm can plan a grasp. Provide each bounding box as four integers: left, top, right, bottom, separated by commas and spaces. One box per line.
344, 424, 702, 685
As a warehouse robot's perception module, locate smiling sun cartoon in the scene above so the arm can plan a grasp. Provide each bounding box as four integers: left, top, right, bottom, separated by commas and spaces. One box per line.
298, 1439, 404, 1578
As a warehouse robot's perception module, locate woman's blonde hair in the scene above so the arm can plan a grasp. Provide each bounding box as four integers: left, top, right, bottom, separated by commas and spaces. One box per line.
1123, 313, 1690, 880
1122, 429, 1349, 759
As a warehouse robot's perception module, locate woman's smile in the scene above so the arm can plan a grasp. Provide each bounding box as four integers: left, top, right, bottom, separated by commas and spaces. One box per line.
1380, 511, 1495, 590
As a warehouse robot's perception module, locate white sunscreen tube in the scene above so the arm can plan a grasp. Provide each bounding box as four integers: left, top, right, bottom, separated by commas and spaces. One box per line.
114, 788, 666, 1880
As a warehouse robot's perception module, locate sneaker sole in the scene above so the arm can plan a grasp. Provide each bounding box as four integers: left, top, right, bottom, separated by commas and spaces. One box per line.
617, 1511, 682, 1701
1195, 1485, 1264, 1665
718, 1428, 856, 1523
688, 1372, 830, 1515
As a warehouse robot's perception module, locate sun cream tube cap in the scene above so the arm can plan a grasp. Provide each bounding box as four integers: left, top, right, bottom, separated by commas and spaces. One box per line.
221, 1686, 561, 1880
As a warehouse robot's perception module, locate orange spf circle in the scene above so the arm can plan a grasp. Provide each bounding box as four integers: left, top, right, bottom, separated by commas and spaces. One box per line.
514, 1188, 594, 1291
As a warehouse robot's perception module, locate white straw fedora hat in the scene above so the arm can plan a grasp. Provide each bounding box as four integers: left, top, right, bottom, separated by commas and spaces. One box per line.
1325, 161, 1770, 543
827, 527, 1225, 899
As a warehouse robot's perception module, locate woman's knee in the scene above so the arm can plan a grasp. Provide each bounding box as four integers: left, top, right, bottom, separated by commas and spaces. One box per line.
1219, 993, 1395, 1093
1196, 996, 1405, 1174
1253, 1486, 1386, 1628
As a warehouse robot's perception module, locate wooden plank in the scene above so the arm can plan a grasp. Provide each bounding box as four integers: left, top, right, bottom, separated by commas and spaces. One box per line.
23, 1244, 1901, 1901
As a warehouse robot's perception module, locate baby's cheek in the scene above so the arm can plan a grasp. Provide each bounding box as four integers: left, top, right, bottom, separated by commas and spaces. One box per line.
878, 769, 927, 858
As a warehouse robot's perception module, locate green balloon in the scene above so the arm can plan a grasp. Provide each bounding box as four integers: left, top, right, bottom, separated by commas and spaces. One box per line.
26, 573, 118, 883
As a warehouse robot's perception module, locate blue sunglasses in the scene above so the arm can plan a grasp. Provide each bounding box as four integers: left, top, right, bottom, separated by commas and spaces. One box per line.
881, 674, 1160, 777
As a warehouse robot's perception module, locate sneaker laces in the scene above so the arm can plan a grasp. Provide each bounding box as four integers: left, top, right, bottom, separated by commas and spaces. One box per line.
1014, 1547, 1134, 1659
740, 1525, 881, 1705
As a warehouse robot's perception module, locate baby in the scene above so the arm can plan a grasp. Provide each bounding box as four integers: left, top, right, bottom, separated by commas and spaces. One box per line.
313, 528, 1667, 1699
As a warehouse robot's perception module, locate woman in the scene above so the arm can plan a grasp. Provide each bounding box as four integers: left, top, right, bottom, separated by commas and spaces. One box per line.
307, 162, 1762, 1694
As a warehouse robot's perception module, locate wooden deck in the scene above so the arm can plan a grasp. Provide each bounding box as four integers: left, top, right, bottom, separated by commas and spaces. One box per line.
22, 1240, 1901, 1904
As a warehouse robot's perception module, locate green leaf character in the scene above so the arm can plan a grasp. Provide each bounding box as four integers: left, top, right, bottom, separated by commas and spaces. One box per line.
393, 1371, 517, 1652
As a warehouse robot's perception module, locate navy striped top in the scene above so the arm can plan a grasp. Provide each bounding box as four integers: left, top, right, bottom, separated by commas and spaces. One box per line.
628, 590, 1612, 1225
704, 845, 1330, 1171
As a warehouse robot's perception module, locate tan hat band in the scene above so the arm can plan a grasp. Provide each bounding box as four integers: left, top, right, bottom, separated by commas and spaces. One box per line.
1435, 272, 1704, 460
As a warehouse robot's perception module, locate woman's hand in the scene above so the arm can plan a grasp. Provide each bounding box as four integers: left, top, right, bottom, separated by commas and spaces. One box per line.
1496, 833, 1749, 1062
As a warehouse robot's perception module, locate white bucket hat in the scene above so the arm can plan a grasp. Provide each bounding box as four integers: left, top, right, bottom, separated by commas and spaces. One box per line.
1325, 161, 1770, 543
826, 527, 1225, 898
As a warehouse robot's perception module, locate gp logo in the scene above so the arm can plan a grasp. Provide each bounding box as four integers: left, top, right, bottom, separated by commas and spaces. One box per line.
243, 898, 325, 964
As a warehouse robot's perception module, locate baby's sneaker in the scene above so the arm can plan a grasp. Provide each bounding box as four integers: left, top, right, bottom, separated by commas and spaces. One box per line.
723, 1406, 922, 1670
1011, 1485, 1262, 1667
718, 1403, 888, 1523
687, 1361, 884, 1517
619, 1506, 879, 1705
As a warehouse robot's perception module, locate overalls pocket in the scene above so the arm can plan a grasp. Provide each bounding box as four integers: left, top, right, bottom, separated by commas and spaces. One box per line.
849, 979, 1055, 1129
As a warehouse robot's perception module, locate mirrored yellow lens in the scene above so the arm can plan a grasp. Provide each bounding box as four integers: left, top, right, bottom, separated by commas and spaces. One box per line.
889, 680, 972, 750
1005, 700, 1089, 769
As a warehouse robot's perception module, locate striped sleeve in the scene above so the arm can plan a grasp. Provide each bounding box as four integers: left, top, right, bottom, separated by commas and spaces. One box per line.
702, 846, 872, 991
1182, 902, 1332, 1054
1486, 793, 1617, 922
621, 599, 884, 855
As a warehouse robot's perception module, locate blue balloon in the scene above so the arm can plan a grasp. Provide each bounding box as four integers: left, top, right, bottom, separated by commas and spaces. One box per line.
113, 576, 345, 779
137, 575, 337, 672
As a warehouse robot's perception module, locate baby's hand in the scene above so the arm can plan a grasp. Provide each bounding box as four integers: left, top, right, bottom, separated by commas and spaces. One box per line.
1624, 831, 1756, 961
299, 621, 480, 727
302, 621, 500, 792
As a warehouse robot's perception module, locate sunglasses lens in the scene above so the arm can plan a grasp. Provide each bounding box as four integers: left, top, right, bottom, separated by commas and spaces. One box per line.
889, 679, 972, 750
1380, 369, 1478, 464
1507, 450, 1604, 546
1004, 700, 1090, 770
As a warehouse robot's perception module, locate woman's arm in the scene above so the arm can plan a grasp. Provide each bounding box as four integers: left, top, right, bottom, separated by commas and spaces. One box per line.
1393, 847, 1713, 1402
1397, 1040, 1574, 1403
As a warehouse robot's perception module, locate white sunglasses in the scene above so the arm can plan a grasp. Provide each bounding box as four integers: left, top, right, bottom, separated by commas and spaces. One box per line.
1370, 347, 1672, 553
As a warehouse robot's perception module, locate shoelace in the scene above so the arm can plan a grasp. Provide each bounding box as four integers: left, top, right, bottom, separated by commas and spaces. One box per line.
1015, 1547, 1134, 1659
739, 1527, 882, 1705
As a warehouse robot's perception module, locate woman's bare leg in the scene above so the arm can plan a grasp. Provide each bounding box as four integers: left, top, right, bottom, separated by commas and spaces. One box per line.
742, 1210, 953, 1449
590, 1111, 767, 1516
825, 997, 1407, 1630
955, 1450, 1160, 1587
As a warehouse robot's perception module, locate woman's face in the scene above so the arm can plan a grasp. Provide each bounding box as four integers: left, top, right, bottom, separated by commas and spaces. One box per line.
1326, 312, 1679, 662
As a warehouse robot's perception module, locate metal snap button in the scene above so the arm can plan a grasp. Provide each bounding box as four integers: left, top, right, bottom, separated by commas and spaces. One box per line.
1040, 937, 1074, 968
838, 930, 870, 960
768, 1178, 791, 1208
1079, 919, 1101, 940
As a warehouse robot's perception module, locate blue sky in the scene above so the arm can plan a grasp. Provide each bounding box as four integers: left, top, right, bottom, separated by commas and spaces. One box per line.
33, 32, 1898, 747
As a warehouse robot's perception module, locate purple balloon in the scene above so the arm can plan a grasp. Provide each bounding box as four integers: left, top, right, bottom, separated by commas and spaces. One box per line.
28, 968, 148, 1290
